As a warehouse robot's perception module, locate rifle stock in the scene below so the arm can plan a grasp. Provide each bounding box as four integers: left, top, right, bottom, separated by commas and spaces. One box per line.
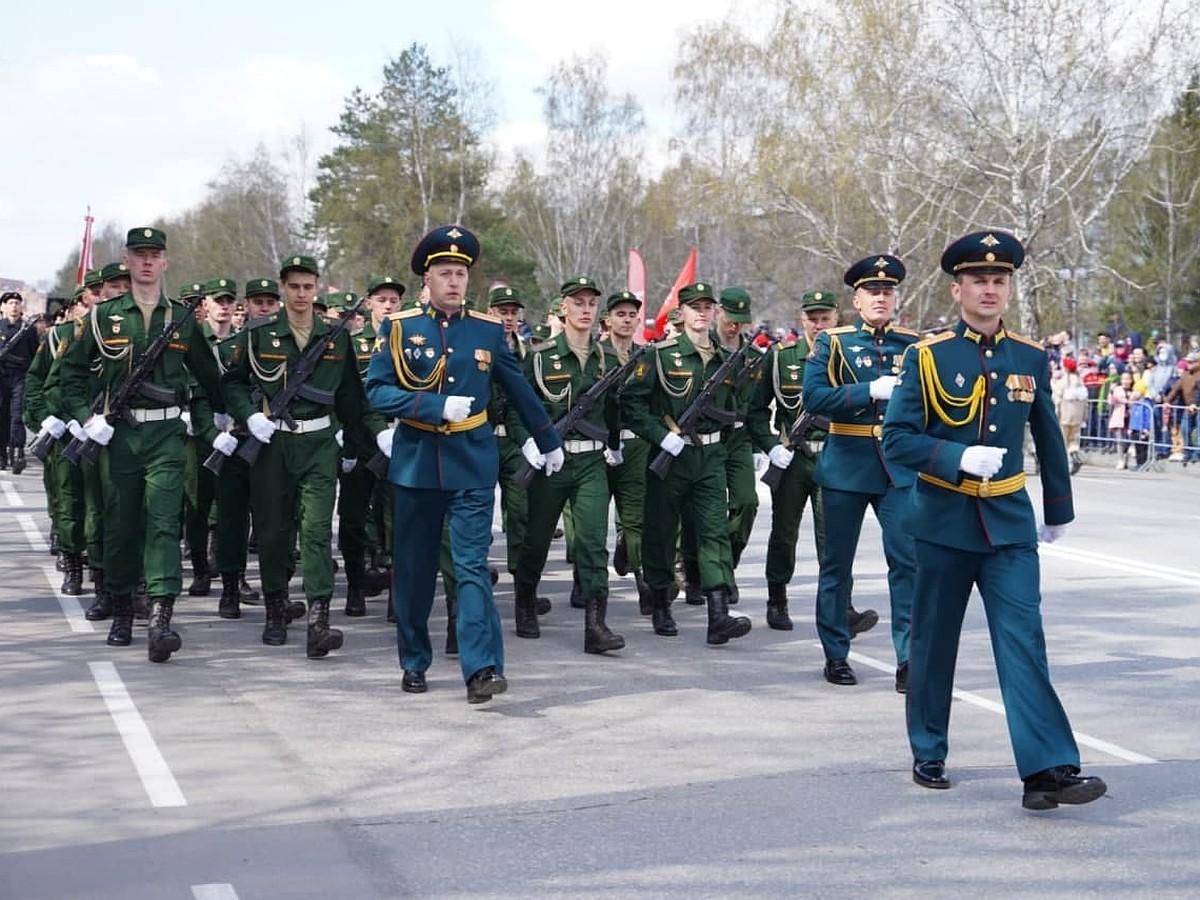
759, 410, 830, 489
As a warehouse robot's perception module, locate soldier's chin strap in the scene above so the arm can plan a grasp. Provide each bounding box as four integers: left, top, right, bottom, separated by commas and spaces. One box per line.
917, 345, 985, 429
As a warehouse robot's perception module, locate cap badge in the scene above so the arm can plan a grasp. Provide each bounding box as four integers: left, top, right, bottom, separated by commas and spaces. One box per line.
980, 233, 1000, 247
144, 229, 153, 238
446, 228, 463, 239
873, 258, 889, 268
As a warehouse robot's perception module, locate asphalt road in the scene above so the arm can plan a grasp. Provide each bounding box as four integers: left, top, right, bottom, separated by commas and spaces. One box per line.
2, 459, 1198, 899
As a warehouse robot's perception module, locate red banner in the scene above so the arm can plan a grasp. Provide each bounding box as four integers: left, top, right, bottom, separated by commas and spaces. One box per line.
74, 208, 94, 287
653, 246, 697, 338
627, 248, 646, 344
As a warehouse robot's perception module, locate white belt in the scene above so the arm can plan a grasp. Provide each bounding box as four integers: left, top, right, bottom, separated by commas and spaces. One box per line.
494, 424, 508, 437
275, 415, 332, 435
803, 440, 823, 455
681, 432, 721, 446
562, 439, 605, 454
733, 421, 745, 429
131, 405, 181, 423
619, 429, 637, 441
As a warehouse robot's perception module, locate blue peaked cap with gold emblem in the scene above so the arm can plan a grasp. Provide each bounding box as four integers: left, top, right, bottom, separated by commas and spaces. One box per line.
940, 230, 1025, 275
410, 225, 480, 275
843, 254, 905, 290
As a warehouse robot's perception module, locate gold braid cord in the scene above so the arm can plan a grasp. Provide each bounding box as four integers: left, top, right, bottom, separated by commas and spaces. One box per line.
825, 334, 857, 386
917, 345, 984, 430
388, 320, 444, 391
533, 350, 571, 403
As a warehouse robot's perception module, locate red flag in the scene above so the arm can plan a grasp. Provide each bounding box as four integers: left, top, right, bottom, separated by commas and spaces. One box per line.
75, 208, 94, 287
653, 246, 697, 338
626, 248, 647, 344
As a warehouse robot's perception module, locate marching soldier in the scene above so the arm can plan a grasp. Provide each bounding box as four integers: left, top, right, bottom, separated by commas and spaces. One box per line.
58, 227, 226, 662
1, 291, 41, 474
511, 276, 625, 655
803, 255, 920, 690
882, 230, 1106, 809
621, 282, 752, 646
222, 255, 388, 658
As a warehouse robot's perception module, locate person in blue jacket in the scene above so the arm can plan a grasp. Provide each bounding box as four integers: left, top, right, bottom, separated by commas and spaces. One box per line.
881, 229, 1107, 810
365, 225, 563, 704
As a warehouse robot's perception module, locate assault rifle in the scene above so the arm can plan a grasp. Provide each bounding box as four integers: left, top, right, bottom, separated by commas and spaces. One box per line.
512, 342, 649, 489
203, 295, 366, 474
0, 315, 40, 366
759, 408, 830, 490
62, 296, 203, 465
647, 338, 751, 480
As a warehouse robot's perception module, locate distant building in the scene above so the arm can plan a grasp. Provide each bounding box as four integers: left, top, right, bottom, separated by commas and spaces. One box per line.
0, 277, 48, 315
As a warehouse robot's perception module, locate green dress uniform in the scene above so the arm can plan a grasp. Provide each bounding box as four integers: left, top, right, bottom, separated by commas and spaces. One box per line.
510, 313, 625, 655
620, 282, 752, 645
58, 271, 226, 661
882, 232, 1103, 808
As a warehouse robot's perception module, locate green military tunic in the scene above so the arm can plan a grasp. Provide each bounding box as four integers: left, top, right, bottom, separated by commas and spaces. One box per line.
600, 338, 649, 575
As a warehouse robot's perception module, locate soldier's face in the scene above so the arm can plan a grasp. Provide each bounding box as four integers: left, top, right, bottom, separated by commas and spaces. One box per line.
951, 271, 1011, 329
282, 272, 319, 317
608, 304, 639, 339
800, 308, 838, 344
103, 277, 131, 298
83, 286, 104, 307
853, 285, 896, 327
490, 303, 522, 334
563, 291, 599, 331
715, 310, 745, 341
368, 288, 403, 326
205, 295, 234, 325
245, 293, 279, 319
124, 247, 168, 288
679, 299, 715, 336
425, 263, 469, 312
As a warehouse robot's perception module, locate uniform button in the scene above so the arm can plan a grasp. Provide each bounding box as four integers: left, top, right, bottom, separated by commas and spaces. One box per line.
441, 321, 448, 328
988, 424, 997, 432
990, 372, 998, 380
985, 349, 994, 358
989, 397, 997, 405
447, 347, 454, 353
877, 414, 884, 421
447, 376, 455, 383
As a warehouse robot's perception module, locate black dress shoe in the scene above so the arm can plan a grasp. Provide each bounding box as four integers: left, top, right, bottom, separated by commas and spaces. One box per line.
401, 670, 427, 694
913, 759, 950, 789
823, 658, 857, 685
848, 606, 879, 638
1022, 766, 1107, 810
466, 666, 508, 704
895, 662, 909, 694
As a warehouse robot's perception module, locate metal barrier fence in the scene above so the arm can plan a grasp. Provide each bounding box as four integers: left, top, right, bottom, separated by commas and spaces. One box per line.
1074, 398, 1199, 472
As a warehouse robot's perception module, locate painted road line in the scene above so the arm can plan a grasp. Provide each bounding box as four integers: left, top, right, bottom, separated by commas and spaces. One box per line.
848, 649, 1159, 765
1, 479, 21, 506
89, 661, 187, 808
192, 885, 240, 900
44, 564, 94, 633
1040, 543, 1199, 587
17, 513, 48, 552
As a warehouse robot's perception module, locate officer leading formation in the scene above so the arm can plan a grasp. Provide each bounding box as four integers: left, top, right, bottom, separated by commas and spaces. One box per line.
12, 220, 1107, 808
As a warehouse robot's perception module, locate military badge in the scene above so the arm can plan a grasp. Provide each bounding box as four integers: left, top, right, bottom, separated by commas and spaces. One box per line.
955, 372, 965, 388
475, 348, 491, 371
410, 334, 427, 347
634, 362, 648, 379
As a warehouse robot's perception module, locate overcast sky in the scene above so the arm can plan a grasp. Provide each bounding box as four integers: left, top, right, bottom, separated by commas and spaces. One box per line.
0, 0, 747, 287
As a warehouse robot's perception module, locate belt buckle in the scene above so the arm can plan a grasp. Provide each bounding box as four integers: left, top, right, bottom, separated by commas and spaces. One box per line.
437, 423, 452, 435
977, 478, 992, 498
871, 424, 882, 438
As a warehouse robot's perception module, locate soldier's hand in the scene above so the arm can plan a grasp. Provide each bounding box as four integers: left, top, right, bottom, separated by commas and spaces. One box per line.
213, 412, 233, 432
604, 446, 624, 467
82, 415, 115, 446
1037, 523, 1068, 543
659, 432, 685, 457
521, 437, 546, 469
180, 410, 194, 437
959, 445, 1007, 478
340, 457, 358, 473
376, 428, 395, 459
768, 444, 794, 470
334, 428, 344, 448
443, 395, 475, 424
247, 412, 275, 444
212, 432, 238, 457
752, 452, 768, 473
544, 447, 565, 475
66, 420, 85, 441
40, 415, 67, 440
869, 375, 898, 401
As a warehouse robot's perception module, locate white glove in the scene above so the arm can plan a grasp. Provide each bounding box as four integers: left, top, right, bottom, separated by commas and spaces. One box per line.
768, 444, 795, 470
443, 396, 475, 424
959, 445, 1007, 478
1038, 523, 1068, 544
67, 419, 84, 441
521, 437, 546, 469
604, 447, 624, 467
376, 428, 395, 458
213, 412, 232, 431
544, 446, 565, 475
752, 452, 768, 473
212, 432, 238, 457
83, 415, 115, 446
247, 412, 275, 444
659, 432, 686, 457
41, 415, 66, 440
869, 375, 898, 401
340, 457, 358, 473
334, 428, 344, 448
180, 410, 194, 436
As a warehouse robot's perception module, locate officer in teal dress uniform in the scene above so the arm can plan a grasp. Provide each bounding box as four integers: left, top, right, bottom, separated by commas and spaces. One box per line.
364, 225, 563, 704
803, 254, 920, 690
882, 230, 1107, 809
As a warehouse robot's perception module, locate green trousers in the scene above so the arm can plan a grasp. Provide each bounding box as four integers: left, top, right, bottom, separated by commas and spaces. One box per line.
83, 456, 104, 568
496, 436, 527, 574
337, 464, 375, 566
183, 437, 216, 559
214, 452, 253, 573
763, 453, 825, 585
606, 436, 648, 569
680, 428, 757, 572
48, 441, 86, 554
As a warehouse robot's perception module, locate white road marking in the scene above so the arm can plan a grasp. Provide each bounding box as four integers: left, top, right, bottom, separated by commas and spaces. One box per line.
17, 513, 48, 551
43, 564, 94, 633
1, 479, 21, 506
89, 661, 187, 808
192, 885, 240, 900
848, 650, 1159, 765
1040, 543, 1200, 587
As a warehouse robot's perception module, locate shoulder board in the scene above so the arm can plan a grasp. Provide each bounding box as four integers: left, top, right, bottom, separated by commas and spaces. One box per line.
825, 326, 856, 335
246, 313, 278, 330
891, 326, 920, 336
778, 340, 796, 350
915, 331, 956, 349
388, 308, 424, 321
655, 338, 679, 350
466, 309, 501, 324
529, 339, 557, 353
1006, 331, 1044, 350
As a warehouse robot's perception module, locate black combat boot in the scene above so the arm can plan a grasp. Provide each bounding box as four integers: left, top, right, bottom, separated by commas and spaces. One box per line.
727, 580, 740, 605
766, 582, 793, 631
186, 549, 211, 597
612, 533, 629, 576
218, 571, 241, 619
147, 597, 182, 662
262, 590, 288, 646
206, 530, 218, 578
48, 528, 59, 557
848, 605, 879, 638
651, 587, 677, 636
364, 550, 389, 597
85, 569, 113, 621
385, 584, 396, 623
344, 558, 367, 617
584, 596, 625, 654
634, 569, 653, 616
0, 447, 8, 469
445, 593, 458, 656
306, 597, 344, 659
106, 593, 134, 646
238, 571, 260, 605
60, 551, 84, 596
705, 588, 752, 645
682, 559, 703, 605
133, 582, 150, 622
514, 582, 540, 638
283, 589, 307, 624
569, 569, 585, 609
10, 447, 26, 475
